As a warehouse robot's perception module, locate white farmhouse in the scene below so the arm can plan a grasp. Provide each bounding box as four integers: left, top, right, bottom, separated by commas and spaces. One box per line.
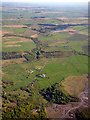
41, 74, 46, 78
30, 70, 34, 74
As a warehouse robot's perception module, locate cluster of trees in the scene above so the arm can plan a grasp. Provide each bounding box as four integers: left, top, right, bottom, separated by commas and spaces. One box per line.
25, 48, 72, 61
23, 53, 35, 62
42, 51, 64, 58
2, 85, 47, 119
2, 100, 47, 119
2, 52, 23, 60
2, 80, 14, 89
75, 108, 90, 120
24, 48, 45, 61
38, 24, 68, 31
40, 84, 79, 104
73, 50, 88, 56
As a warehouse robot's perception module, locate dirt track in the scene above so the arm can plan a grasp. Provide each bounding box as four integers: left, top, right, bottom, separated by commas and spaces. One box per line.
46, 79, 88, 119
62, 81, 88, 118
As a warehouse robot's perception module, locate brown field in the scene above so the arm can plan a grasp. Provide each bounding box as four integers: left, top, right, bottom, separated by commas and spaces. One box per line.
24, 29, 38, 36
3, 19, 32, 21
3, 36, 17, 40
3, 19, 17, 21
57, 40, 67, 44
4, 38, 32, 44
20, 37, 32, 42
61, 21, 87, 25
46, 103, 73, 118
57, 17, 88, 20
42, 12, 64, 14
4, 41, 23, 44
49, 40, 67, 46
3, 25, 27, 28
31, 34, 38, 38
61, 74, 88, 96
2, 58, 26, 66
78, 31, 88, 35
2, 31, 14, 36
5, 45, 21, 47
3, 36, 33, 42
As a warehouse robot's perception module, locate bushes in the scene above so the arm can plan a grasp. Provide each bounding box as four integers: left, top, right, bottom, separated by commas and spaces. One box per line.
23, 53, 35, 61
2, 52, 23, 60
40, 84, 79, 104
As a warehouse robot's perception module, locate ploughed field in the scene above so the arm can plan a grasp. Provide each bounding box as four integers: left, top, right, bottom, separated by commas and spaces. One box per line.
2, 2, 89, 119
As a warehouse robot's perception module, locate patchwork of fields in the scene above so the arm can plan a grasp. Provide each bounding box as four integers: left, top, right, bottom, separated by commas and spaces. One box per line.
2, 2, 88, 119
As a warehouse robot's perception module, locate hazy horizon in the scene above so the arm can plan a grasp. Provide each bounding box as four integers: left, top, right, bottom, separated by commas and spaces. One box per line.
2, 0, 89, 3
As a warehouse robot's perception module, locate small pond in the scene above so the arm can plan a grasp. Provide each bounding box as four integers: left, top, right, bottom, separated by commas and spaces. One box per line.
54, 28, 66, 31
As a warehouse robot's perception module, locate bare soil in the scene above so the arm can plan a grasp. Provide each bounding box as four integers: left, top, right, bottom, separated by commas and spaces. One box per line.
3, 25, 27, 28
62, 74, 88, 96
57, 17, 88, 20
2, 31, 14, 35
5, 45, 21, 47
4, 37, 32, 44
31, 34, 38, 38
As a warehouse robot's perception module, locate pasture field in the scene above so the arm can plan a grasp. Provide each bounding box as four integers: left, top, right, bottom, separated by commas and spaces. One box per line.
2, 36, 36, 52
61, 74, 88, 96
35, 55, 88, 88
38, 32, 69, 43
60, 40, 88, 53
67, 33, 88, 41
2, 27, 12, 31
2, 55, 88, 92
2, 58, 47, 91
12, 28, 27, 34
2, 2, 88, 119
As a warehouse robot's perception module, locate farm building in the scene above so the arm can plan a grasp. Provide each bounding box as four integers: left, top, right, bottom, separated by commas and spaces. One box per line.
30, 70, 34, 74
41, 74, 46, 78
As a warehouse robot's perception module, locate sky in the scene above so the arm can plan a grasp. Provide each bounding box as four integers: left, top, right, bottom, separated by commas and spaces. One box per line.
2, 0, 89, 3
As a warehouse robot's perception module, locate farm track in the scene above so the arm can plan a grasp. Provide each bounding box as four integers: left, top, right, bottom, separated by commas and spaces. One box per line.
62, 81, 88, 118
31, 60, 48, 85
40, 60, 48, 73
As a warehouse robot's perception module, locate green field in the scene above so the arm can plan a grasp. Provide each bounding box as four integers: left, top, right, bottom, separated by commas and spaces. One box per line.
2, 36, 36, 52
2, 2, 88, 119
13, 28, 27, 34
3, 55, 88, 92
35, 55, 88, 88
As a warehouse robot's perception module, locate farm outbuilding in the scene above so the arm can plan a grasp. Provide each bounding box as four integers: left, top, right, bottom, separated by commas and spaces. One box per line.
41, 74, 46, 78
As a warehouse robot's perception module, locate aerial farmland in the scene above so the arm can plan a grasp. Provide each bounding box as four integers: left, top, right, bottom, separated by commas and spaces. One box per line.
1, 1, 89, 119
